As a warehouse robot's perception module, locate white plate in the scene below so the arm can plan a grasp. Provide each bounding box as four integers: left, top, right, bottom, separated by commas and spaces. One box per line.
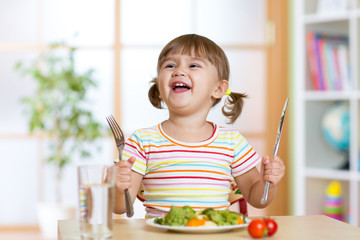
145, 218, 249, 233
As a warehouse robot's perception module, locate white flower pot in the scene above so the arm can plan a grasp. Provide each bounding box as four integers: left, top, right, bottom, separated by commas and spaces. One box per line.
37, 202, 76, 239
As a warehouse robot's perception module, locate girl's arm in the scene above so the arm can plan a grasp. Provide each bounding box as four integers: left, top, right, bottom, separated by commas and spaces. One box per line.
234, 156, 285, 208
113, 156, 143, 214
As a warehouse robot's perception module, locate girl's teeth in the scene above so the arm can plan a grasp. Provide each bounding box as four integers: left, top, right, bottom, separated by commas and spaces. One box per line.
172, 82, 190, 90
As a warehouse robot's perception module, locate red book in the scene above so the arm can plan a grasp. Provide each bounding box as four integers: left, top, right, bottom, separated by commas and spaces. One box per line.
306, 32, 321, 90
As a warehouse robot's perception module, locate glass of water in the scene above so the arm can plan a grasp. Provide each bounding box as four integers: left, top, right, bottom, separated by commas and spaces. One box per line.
78, 164, 115, 240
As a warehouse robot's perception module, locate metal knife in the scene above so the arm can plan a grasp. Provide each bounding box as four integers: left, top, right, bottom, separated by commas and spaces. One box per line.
260, 98, 288, 205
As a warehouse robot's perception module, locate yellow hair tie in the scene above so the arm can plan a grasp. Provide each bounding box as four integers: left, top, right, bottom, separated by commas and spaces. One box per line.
225, 88, 231, 96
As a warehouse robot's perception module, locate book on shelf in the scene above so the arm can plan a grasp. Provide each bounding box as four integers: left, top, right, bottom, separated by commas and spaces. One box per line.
306, 32, 350, 91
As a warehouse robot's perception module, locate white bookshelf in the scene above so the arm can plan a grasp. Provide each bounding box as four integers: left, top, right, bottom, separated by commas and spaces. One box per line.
292, 0, 360, 226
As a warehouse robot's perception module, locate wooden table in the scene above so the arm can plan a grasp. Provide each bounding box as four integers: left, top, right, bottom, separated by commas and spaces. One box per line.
58, 215, 360, 240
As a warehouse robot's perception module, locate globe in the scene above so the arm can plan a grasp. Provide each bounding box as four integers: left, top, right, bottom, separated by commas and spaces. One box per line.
321, 102, 350, 152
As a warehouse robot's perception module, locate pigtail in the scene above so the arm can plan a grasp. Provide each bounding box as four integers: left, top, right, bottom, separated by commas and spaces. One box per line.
222, 92, 247, 124
148, 78, 163, 109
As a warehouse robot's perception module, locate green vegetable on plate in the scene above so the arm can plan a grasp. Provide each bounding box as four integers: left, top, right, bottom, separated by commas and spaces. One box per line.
154, 206, 246, 227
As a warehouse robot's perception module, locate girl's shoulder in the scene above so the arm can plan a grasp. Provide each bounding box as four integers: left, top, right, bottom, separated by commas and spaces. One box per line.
133, 125, 158, 133
129, 125, 161, 139
216, 124, 241, 136
215, 125, 247, 145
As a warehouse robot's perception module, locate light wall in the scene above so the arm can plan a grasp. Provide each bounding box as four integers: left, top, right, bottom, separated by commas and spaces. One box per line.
0, 0, 268, 225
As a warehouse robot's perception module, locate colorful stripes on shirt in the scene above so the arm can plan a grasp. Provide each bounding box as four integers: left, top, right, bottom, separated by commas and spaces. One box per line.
122, 123, 261, 218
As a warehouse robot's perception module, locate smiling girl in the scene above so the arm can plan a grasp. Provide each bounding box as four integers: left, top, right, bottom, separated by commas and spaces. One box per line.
114, 34, 285, 218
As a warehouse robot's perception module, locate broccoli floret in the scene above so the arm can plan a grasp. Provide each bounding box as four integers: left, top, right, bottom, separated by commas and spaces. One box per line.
182, 206, 195, 214
201, 208, 215, 215
225, 211, 241, 225
182, 206, 196, 220
157, 206, 196, 226
154, 217, 165, 225
207, 209, 242, 226
209, 210, 226, 226
163, 206, 188, 226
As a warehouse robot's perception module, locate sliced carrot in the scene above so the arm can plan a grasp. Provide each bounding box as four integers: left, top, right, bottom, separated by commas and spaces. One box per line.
237, 216, 244, 224
187, 218, 206, 227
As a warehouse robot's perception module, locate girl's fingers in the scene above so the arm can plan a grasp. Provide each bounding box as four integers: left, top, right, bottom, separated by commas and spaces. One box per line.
114, 157, 137, 191
262, 156, 271, 165
116, 174, 131, 182
263, 156, 285, 184
115, 181, 131, 191
260, 156, 270, 176
128, 156, 136, 165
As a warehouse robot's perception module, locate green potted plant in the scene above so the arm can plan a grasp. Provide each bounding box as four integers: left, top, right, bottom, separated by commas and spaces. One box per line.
15, 43, 106, 237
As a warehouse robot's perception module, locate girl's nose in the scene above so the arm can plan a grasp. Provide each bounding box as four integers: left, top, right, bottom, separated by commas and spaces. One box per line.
172, 67, 186, 77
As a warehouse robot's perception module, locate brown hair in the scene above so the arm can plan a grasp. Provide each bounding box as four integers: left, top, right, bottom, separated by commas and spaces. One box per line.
148, 34, 247, 124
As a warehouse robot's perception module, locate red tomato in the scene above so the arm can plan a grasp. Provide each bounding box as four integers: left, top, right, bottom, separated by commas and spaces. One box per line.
247, 219, 267, 238
264, 218, 278, 236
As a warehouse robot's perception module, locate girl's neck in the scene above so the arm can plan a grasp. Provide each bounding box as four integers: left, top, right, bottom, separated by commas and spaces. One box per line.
161, 117, 214, 143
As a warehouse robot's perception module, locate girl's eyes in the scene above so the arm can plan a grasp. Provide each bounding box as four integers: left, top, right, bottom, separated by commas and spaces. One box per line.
190, 64, 200, 68
164, 63, 201, 69
164, 64, 175, 69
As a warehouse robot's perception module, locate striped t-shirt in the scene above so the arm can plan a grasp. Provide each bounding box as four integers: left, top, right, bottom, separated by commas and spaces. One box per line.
122, 123, 261, 218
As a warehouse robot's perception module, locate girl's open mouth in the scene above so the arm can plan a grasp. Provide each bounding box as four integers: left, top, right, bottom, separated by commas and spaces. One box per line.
171, 82, 191, 93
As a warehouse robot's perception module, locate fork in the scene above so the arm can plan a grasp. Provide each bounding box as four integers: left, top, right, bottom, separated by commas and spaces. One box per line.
106, 115, 134, 218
